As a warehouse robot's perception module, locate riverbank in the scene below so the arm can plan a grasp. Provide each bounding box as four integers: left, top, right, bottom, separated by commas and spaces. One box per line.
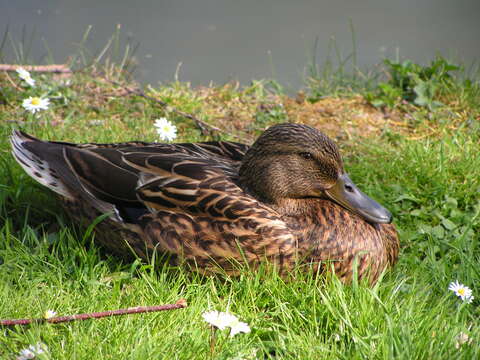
1, 60, 479, 358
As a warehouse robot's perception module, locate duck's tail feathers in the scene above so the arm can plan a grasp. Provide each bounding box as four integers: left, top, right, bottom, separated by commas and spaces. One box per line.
10, 130, 127, 222
10, 130, 74, 199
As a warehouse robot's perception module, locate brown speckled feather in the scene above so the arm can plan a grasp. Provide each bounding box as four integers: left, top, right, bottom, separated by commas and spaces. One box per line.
10, 124, 399, 284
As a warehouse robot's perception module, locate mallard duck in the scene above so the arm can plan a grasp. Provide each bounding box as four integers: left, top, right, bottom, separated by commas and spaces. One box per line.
10, 123, 398, 283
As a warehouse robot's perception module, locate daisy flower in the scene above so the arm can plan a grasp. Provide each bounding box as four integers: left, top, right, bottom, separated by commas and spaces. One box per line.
448, 281, 474, 303
154, 117, 177, 141
202, 310, 236, 330
202, 310, 251, 337
16, 342, 46, 360
17, 348, 35, 360
22, 96, 50, 114
16, 67, 36, 87
44, 310, 57, 319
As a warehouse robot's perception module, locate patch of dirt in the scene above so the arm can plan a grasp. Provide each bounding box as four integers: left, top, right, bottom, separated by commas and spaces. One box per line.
282, 95, 396, 140
196, 85, 408, 142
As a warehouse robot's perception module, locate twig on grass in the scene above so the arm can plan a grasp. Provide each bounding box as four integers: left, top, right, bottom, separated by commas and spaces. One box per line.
0, 64, 72, 73
0, 299, 187, 326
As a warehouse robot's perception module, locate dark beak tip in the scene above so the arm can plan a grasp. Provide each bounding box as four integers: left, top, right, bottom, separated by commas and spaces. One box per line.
378, 211, 393, 224
367, 207, 392, 224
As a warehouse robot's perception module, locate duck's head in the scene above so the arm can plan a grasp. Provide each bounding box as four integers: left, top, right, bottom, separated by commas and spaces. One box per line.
239, 123, 392, 224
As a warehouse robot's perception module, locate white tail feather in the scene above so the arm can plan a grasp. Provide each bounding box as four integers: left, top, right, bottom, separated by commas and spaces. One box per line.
10, 132, 73, 199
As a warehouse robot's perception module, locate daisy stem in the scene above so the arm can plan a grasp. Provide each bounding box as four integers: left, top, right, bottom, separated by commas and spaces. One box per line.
209, 326, 217, 359
0, 299, 187, 326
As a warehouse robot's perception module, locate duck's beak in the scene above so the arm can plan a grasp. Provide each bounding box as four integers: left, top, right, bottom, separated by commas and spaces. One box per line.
325, 173, 392, 224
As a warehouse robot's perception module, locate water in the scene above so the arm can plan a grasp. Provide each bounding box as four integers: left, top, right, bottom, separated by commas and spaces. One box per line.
2, 0, 479, 89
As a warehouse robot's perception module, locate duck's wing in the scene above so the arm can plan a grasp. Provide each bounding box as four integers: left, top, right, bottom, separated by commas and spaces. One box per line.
10, 131, 248, 219
11, 131, 296, 269
120, 150, 297, 270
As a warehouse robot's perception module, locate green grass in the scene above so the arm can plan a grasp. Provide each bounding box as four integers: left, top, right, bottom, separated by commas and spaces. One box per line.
1, 58, 480, 359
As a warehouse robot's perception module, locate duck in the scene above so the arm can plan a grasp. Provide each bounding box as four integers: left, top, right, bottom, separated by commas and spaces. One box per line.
10, 123, 399, 284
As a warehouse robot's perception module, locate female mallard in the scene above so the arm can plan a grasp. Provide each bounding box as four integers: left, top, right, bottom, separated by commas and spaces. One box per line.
10, 123, 398, 283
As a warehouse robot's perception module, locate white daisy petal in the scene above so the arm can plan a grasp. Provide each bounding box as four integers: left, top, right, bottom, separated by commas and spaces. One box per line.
448, 280, 460, 292
202, 310, 218, 326
16, 67, 30, 78
154, 117, 177, 142
16, 67, 36, 87
24, 76, 36, 87
229, 320, 251, 337
202, 310, 230, 330
16, 342, 47, 359
22, 96, 50, 114
17, 349, 35, 360
202, 310, 251, 337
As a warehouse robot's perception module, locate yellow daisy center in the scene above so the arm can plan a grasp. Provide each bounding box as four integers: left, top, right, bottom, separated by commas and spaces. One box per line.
30, 97, 41, 106
458, 288, 465, 296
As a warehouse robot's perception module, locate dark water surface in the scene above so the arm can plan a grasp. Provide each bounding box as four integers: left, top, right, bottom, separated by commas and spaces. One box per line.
2, 0, 479, 89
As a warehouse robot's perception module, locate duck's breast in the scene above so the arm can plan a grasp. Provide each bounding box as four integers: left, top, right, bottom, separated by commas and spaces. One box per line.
286, 200, 399, 283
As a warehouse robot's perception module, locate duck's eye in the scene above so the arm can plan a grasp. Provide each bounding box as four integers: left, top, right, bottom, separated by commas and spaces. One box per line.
299, 152, 314, 160
344, 184, 354, 193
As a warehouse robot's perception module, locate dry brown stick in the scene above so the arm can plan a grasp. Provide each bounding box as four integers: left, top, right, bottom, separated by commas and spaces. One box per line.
0, 64, 72, 73
0, 299, 187, 326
